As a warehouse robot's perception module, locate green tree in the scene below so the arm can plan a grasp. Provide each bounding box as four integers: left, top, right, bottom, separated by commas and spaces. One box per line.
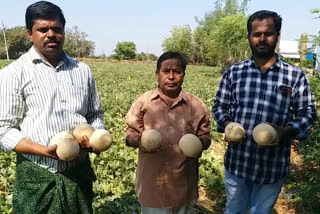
311, 8, 320, 46
211, 14, 250, 67
0, 26, 32, 59
64, 25, 95, 58
311, 8, 320, 18
193, 0, 250, 65
162, 25, 192, 61
114, 41, 136, 60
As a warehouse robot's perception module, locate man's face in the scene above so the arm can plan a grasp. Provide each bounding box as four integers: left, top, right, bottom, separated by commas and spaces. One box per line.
156, 58, 184, 96
27, 18, 65, 60
248, 17, 279, 58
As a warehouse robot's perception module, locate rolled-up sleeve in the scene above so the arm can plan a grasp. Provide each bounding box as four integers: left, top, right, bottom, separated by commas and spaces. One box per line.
0, 67, 25, 152
212, 70, 232, 133
287, 72, 316, 140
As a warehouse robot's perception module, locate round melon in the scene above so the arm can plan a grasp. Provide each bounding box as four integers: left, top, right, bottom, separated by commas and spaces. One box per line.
89, 129, 113, 152
225, 122, 245, 143
252, 123, 278, 146
179, 134, 203, 158
140, 129, 162, 151
55, 138, 79, 161
72, 123, 94, 141
50, 131, 74, 145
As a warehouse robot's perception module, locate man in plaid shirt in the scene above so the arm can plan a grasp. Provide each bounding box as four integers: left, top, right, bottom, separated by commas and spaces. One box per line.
212, 10, 316, 214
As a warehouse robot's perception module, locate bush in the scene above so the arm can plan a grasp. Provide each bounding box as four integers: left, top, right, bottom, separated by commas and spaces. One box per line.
299, 60, 313, 68
113, 42, 136, 60
135, 52, 158, 61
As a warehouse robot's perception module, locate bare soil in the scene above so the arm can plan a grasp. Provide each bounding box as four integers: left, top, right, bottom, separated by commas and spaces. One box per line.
194, 143, 319, 214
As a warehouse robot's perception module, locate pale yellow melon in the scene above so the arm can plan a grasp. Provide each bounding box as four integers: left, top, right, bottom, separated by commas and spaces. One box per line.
55, 138, 79, 161
252, 123, 278, 146
225, 122, 245, 143
72, 123, 94, 141
140, 129, 162, 151
89, 129, 113, 152
179, 134, 203, 158
50, 131, 74, 145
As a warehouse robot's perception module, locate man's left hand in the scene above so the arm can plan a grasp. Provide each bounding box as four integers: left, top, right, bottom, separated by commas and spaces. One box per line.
78, 136, 100, 155
267, 123, 296, 146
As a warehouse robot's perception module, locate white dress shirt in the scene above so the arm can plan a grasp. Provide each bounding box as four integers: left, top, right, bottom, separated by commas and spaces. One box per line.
0, 46, 105, 172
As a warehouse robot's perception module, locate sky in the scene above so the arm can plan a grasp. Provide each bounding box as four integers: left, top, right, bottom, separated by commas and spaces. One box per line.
0, 0, 319, 56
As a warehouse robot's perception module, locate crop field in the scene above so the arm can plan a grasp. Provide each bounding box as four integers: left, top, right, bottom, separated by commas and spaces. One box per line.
1, 59, 319, 214
0, 59, 225, 213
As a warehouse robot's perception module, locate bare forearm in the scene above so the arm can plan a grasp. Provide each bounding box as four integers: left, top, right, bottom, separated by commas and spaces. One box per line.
14, 138, 58, 159
14, 138, 45, 154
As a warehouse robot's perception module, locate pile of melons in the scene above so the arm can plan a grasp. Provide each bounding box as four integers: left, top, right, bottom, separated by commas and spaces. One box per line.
51, 123, 112, 161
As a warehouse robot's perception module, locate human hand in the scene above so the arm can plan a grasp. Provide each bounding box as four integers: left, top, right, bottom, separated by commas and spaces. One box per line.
14, 138, 60, 159
266, 123, 294, 146
224, 121, 246, 144
78, 136, 100, 155
180, 147, 202, 159
45, 144, 59, 160
139, 143, 161, 154
190, 136, 207, 159
224, 134, 246, 144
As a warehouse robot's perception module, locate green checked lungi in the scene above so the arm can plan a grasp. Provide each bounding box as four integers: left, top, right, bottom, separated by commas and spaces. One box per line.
13, 154, 96, 214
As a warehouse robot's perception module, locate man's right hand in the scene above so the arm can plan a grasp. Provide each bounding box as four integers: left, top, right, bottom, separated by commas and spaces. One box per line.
223, 120, 246, 144
126, 134, 161, 153
14, 138, 59, 159
139, 144, 161, 154
224, 135, 246, 144
45, 144, 59, 160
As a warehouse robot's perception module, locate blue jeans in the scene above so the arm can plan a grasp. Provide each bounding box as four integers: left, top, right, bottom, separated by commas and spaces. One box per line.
225, 170, 284, 214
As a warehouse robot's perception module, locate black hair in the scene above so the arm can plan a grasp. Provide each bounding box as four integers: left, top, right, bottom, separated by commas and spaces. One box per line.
156, 51, 187, 72
247, 10, 282, 35
25, 1, 66, 31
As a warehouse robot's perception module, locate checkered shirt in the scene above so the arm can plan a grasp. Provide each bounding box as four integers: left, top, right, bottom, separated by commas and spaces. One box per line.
212, 56, 316, 183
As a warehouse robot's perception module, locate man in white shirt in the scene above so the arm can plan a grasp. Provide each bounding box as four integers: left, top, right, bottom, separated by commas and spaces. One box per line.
0, 1, 105, 213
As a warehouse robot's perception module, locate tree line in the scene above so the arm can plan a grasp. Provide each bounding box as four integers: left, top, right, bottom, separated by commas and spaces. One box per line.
1, 0, 319, 67
0, 25, 95, 59
113, 0, 252, 66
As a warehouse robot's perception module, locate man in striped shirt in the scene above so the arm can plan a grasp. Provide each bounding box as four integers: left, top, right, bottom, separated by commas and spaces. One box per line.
0, 1, 105, 213
212, 10, 316, 214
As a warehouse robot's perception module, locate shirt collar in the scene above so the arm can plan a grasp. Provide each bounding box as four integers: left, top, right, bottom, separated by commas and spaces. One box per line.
29, 46, 70, 67
151, 87, 189, 105
249, 54, 281, 72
